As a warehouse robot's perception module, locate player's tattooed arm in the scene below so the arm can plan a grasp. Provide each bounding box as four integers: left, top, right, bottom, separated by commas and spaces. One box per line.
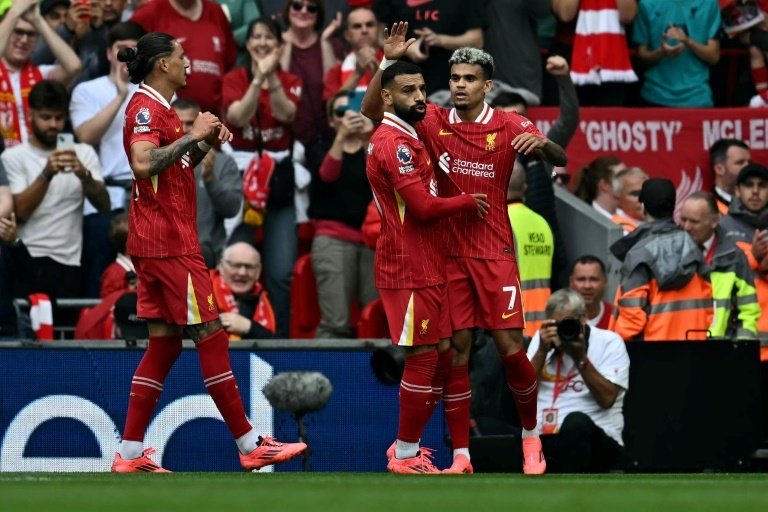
147, 134, 198, 176
534, 139, 568, 167
188, 144, 209, 169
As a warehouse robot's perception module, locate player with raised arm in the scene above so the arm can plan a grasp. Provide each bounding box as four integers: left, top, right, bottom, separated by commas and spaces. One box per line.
362, 23, 567, 475
112, 32, 305, 473
367, 58, 489, 474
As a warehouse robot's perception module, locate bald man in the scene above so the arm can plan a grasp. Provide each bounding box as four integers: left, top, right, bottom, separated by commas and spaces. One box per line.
211, 242, 276, 339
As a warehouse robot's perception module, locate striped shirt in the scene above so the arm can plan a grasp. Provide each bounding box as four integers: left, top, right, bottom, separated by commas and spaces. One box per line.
417, 103, 544, 260
123, 83, 201, 258
366, 112, 445, 289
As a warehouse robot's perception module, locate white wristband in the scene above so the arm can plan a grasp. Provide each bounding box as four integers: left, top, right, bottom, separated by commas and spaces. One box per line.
197, 141, 212, 152
379, 57, 397, 71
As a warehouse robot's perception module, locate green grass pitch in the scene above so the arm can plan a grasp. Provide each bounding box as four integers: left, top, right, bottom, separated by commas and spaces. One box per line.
1, 473, 768, 512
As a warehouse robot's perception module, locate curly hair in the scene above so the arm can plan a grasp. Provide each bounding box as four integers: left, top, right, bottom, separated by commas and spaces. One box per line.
448, 47, 494, 80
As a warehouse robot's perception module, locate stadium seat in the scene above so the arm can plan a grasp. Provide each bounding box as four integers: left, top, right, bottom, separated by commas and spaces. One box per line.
289, 254, 321, 338
357, 298, 388, 339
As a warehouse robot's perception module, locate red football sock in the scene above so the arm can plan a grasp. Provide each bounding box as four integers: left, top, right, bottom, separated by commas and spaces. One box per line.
442, 363, 471, 450
122, 335, 183, 442
197, 329, 252, 438
429, 348, 453, 414
397, 350, 438, 443
501, 350, 538, 431
753, 65, 768, 100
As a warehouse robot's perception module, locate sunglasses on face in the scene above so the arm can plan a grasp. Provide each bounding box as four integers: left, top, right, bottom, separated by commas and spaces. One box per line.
291, 1, 318, 14
551, 171, 571, 185
333, 106, 348, 118
12, 28, 38, 40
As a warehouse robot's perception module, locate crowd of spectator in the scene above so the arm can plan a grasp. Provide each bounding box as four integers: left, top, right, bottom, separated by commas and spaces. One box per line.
0, 0, 765, 347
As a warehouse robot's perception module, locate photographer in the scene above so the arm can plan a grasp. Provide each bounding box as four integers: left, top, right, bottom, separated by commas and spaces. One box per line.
527, 289, 630, 473
306, 90, 376, 338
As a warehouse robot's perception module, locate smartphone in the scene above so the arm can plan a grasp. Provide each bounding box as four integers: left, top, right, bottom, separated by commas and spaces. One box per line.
56, 133, 75, 151
346, 91, 364, 113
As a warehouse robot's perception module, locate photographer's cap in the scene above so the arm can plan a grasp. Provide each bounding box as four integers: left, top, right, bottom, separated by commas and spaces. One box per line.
737, 163, 768, 185
639, 178, 676, 219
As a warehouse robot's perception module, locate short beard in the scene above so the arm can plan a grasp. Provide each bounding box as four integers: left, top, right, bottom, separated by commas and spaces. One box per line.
393, 102, 426, 124
32, 126, 57, 149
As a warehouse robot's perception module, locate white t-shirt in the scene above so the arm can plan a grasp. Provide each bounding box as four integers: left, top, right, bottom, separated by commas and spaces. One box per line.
70, 76, 137, 214
527, 326, 630, 445
3, 142, 104, 266
7, 65, 55, 145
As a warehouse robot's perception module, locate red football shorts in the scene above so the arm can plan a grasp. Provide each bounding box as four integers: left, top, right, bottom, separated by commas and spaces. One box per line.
133, 253, 219, 326
446, 257, 525, 331
379, 285, 451, 346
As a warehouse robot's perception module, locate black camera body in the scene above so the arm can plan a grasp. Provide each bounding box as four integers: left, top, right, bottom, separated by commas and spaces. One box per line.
556, 317, 586, 344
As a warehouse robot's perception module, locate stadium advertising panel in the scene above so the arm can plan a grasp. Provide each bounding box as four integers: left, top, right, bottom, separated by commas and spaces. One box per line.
0, 349, 448, 472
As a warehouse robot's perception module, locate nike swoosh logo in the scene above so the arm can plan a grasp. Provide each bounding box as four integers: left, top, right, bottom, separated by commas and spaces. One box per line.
445, 407, 460, 412
501, 311, 519, 319
175, 127, 181, 133
406, 0, 433, 7
439, 129, 453, 136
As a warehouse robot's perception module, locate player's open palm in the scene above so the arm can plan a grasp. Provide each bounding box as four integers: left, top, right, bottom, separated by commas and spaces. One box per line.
471, 193, 489, 219
383, 21, 416, 61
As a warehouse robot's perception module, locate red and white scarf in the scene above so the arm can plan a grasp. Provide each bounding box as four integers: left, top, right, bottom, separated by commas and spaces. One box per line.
210, 271, 276, 340
570, 0, 638, 85
29, 293, 53, 341
0, 60, 43, 147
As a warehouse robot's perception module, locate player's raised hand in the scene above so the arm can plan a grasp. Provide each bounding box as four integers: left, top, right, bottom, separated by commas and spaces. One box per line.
204, 123, 233, 145
471, 193, 489, 219
382, 21, 416, 61
512, 133, 547, 155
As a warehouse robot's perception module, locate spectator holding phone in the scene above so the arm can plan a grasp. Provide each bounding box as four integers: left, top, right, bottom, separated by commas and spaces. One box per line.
306, 90, 376, 338
633, 0, 722, 107
1, 80, 108, 302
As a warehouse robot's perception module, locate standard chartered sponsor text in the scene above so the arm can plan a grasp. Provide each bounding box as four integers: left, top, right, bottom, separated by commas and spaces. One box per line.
452, 158, 495, 178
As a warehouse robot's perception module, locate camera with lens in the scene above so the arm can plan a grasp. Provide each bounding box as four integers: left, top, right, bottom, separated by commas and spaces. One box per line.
556, 317, 584, 344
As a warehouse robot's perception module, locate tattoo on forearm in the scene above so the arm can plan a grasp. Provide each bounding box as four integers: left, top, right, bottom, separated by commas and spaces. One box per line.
148, 134, 197, 175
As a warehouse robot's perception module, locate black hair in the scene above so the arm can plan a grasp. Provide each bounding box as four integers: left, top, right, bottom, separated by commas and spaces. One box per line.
381, 61, 423, 89
569, 255, 607, 278
28, 80, 69, 112
282, 0, 325, 32
491, 92, 528, 110
108, 21, 146, 46
109, 212, 129, 254
171, 98, 201, 111
343, 6, 377, 31
709, 138, 750, 169
116, 32, 175, 84
247, 17, 284, 45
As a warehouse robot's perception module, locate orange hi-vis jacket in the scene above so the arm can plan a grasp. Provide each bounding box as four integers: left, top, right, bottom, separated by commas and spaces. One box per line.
611, 212, 638, 235
610, 219, 714, 341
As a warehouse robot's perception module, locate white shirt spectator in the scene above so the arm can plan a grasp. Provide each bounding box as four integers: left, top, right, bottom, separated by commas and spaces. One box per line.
70, 78, 138, 214
2, 142, 104, 266
527, 326, 630, 445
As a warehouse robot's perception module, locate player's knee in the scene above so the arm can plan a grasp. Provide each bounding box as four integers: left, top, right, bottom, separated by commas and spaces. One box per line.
184, 319, 224, 343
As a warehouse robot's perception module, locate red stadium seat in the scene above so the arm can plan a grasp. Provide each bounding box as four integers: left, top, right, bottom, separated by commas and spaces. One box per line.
289, 254, 321, 338
357, 298, 388, 339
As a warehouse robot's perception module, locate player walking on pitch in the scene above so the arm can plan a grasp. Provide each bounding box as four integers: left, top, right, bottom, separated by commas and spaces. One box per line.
363, 23, 567, 475
112, 32, 305, 473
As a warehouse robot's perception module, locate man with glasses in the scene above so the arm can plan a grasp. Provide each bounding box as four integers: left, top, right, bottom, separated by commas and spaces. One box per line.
0, 0, 82, 147
323, 6, 382, 103
212, 242, 276, 340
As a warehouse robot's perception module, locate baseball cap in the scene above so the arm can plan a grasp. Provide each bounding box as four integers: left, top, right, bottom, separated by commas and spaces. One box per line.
737, 163, 768, 185
40, 0, 71, 16
113, 292, 148, 340
639, 178, 676, 219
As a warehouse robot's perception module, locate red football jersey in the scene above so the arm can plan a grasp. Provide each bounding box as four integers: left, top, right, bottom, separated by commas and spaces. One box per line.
221, 68, 302, 152
123, 83, 200, 258
366, 113, 446, 289
417, 103, 544, 260
131, 0, 236, 115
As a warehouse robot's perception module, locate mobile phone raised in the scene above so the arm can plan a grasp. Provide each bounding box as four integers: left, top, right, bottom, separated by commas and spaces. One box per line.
56, 133, 75, 151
